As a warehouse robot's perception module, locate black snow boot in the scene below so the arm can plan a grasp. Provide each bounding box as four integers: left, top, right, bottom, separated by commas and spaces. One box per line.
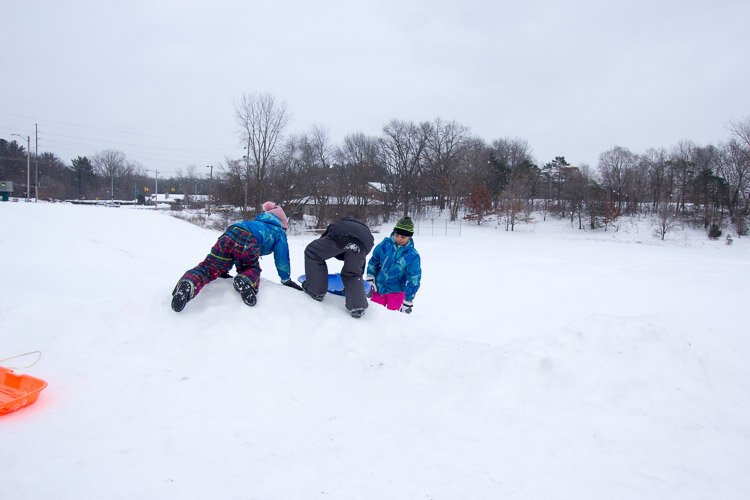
171, 280, 195, 312
233, 275, 257, 307
301, 281, 325, 302
349, 307, 366, 319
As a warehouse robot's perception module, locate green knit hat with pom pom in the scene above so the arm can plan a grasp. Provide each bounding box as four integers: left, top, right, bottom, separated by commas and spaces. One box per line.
394, 217, 414, 237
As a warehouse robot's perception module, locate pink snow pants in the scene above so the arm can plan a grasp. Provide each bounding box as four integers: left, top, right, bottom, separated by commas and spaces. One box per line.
370, 291, 406, 310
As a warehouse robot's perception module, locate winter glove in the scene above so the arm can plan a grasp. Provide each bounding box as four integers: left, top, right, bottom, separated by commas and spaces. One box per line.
365, 275, 377, 296
399, 300, 413, 314
282, 279, 303, 291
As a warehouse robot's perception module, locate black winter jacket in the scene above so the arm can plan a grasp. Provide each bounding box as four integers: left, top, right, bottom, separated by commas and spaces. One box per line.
321, 217, 375, 256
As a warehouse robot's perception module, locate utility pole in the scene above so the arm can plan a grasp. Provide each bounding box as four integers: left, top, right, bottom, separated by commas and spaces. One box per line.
151, 169, 159, 210
11, 133, 30, 200
35, 123, 38, 202
206, 165, 213, 216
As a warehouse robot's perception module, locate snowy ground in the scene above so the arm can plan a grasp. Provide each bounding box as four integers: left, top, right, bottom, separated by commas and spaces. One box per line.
2, 202, 749, 499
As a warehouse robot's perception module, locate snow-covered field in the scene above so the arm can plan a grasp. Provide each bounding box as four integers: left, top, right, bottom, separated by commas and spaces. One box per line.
2, 202, 749, 499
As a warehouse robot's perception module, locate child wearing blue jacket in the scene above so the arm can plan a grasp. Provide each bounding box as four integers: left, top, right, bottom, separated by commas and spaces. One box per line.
366, 216, 422, 314
170, 201, 302, 312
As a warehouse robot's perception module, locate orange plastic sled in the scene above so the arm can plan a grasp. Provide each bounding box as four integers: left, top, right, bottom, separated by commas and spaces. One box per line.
0, 367, 47, 415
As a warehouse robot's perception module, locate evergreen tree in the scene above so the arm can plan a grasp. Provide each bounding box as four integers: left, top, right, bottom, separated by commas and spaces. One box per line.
70, 156, 95, 199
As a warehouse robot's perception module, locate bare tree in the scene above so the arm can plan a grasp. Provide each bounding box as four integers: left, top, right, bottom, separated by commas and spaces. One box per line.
486, 138, 534, 210
642, 147, 669, 213
598, 146, 638, 213
561, 167, 588, 229
272, 134, 310, 210
723, 117, 750, 234
718, 139, 750, 234
308, 126, 335, 227
499, 183, 525, 231
339, 132, 381, 219
500, 160, 538, 231
424, 118, 471, 211
449, 138, 489, 221
235, 92, 290, 213
92, 149, 131, 200
174, 165, 199, 208
491, 137, 534, 171
465, 185, 493, 225
654, 195, 681, 240
667, 140, 698, 214
219, 157, 247, 208
379, 119, 429, 217
729, 116, 750, 151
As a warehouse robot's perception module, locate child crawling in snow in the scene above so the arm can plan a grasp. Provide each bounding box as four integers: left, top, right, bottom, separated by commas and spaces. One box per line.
170, 201, 302, 312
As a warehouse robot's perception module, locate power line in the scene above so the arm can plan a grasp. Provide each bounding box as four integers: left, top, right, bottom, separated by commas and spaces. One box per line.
4, 131, 232, 174
2, 113, 239, 176
0, 110, 238, 149
0, 155, 213, 179
38, 130, 229, 155
3, 143, 224, 167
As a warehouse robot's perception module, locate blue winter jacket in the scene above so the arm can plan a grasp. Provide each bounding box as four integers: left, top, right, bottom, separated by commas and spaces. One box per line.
230, 213, 291, 281
366, 234, 422, 301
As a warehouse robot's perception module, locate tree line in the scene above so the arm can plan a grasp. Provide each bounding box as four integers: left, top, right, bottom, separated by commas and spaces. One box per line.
2, 94, 748, 235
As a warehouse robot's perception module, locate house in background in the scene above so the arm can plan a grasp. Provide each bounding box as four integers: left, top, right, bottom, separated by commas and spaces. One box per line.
367, 182, 387, 203
147, 193, 184, 206
296, 182, 387, 227
147, 193, 209, 208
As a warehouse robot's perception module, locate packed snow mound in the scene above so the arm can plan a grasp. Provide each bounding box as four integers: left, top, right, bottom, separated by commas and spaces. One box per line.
2, 202, 750, 499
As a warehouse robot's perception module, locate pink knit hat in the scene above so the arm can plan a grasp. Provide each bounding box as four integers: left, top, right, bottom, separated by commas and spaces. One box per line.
262, 201, 288, 229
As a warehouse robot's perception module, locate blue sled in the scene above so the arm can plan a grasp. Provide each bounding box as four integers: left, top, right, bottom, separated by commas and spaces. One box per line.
298, 273, 372, 297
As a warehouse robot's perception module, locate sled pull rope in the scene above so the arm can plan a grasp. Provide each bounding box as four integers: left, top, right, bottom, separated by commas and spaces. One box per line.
0, 351, 42, 369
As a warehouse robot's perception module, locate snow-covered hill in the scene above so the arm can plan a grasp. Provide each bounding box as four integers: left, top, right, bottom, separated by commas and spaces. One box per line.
2, 202, 749, 499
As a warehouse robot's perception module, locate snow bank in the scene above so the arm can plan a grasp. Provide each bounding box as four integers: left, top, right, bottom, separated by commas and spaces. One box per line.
2, 202, 749, 499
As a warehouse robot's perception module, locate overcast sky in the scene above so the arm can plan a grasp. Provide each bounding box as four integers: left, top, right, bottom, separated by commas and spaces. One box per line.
2, 0, 749, 177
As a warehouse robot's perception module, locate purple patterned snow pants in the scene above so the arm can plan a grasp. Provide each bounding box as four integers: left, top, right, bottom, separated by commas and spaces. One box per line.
180, 226, 261, 295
